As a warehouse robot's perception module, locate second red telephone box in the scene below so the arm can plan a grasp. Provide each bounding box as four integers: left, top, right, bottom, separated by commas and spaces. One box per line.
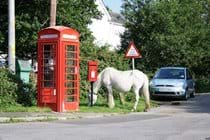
37, 26, 80, 112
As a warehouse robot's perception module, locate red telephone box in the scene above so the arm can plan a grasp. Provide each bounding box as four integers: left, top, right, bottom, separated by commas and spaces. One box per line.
37, 26, 80, 112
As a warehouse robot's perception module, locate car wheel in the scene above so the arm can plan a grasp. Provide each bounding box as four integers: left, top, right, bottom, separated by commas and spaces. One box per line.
190, 91, 195, 98
182, 89, 188, 100
183, 92, 188, 100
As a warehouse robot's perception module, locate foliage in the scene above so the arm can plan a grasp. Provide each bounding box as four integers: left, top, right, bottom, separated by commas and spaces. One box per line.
0, 67, 37, 109
0, 0, 101, 59
16, 79, 37, 107
195, 77, 210, 93
0, 68, 18, 107
120, 0, 210, 92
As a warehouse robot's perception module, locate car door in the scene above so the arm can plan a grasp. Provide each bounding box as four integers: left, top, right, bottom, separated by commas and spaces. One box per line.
186, 69, 194, 93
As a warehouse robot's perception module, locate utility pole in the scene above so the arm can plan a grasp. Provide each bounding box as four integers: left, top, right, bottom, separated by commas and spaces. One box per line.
8, 0, 16, 73
50, 0, 57, 26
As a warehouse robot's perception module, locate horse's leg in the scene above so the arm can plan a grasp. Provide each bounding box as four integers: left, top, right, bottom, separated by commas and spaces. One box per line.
132, 88, 140, 112
144, 91, 151, 112
107, 86, 115, 108
119, 92, 125, 105
142, 83, 151, 112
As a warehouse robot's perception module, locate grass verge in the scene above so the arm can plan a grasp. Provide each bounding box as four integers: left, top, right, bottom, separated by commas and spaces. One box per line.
0, 98, 158, 113
0, 104, 51, 112
79, 98, 158, 113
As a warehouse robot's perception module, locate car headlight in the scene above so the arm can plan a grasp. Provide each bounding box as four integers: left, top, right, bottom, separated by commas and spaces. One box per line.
175, 82, 187, 90
149, 81, 154, 87
175, 82, 184, 87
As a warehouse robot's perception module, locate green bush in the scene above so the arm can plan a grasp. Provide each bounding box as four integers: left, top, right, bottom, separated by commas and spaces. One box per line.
16, 80, 37, 106
0, 68, 18, 107
0, 68, 37, 109
195, 77, 210, 93
13, 71, 37, 107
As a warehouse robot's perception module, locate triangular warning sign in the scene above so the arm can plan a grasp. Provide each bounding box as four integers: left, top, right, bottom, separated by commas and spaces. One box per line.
125, 41, 142, 58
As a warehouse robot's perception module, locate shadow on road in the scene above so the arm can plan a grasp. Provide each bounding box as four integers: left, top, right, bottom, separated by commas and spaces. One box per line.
153, 93, 210, 114
182, 94, 210, 114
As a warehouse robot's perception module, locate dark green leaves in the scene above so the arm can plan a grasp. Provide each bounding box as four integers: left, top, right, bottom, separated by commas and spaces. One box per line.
121, 0, 210, 76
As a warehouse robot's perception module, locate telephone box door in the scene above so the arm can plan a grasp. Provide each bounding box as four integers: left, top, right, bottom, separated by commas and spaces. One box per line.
63, 43, 79, 110
38, 43, 57, 111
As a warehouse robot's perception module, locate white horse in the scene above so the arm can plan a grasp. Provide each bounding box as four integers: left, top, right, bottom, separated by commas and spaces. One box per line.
88, 67, 150, 112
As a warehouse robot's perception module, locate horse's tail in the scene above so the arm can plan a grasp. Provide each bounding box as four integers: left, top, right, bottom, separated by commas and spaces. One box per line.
141, 73, 151, 111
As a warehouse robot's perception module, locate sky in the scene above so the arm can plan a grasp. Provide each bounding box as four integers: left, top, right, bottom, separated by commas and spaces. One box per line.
103, 0, 123, 13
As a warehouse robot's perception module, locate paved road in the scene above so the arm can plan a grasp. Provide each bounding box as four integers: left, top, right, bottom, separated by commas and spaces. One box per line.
0, 93, 210, 140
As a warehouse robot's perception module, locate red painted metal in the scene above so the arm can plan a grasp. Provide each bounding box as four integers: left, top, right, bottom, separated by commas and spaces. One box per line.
37, 26, 80, 112
88, 61, 98, 82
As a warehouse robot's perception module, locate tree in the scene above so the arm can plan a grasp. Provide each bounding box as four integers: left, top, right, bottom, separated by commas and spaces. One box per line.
0, 0, 101, 59
120, 0, 210, 76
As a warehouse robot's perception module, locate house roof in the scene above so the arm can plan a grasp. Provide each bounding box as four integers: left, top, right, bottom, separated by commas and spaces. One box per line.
109, 11, 125, 24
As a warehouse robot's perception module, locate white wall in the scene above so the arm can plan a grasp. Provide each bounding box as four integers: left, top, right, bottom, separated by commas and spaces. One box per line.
109, 22, 125, 50
88, 0, 125, 50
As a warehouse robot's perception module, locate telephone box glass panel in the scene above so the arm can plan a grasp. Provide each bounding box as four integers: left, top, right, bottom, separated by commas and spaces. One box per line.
65, 45, 78, 102
42, 44, 56, 88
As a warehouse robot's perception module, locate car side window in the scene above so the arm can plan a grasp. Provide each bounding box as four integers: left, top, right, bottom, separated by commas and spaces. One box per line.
186, 69, 192, 80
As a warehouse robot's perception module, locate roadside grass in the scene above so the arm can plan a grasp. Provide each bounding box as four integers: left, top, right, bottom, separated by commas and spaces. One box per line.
0, 104, 51, 112
79, 97, 158, 113
0, 98, 158, 113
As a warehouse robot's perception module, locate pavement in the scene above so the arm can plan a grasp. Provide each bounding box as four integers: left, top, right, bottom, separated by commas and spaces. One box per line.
0, 111, 121, 123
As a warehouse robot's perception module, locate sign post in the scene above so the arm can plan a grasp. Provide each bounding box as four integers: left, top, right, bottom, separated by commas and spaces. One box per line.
125, 41, 141, 70
132, 58, 135, 70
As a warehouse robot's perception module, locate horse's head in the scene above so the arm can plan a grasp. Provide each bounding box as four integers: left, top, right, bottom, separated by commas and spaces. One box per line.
88, 92, 98, 105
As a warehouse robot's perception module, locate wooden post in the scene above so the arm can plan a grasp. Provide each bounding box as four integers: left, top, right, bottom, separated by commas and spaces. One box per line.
50, 0, 57, 26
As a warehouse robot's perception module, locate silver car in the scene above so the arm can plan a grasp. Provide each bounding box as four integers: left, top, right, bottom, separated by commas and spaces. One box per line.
150, 67, 195, 100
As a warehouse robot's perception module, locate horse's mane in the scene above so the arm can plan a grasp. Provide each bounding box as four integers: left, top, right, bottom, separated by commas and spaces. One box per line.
93, 67, 118, 93
92, 68, 107, 94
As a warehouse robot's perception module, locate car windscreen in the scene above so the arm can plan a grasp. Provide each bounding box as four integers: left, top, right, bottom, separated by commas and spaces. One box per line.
154, 68, 185, 79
